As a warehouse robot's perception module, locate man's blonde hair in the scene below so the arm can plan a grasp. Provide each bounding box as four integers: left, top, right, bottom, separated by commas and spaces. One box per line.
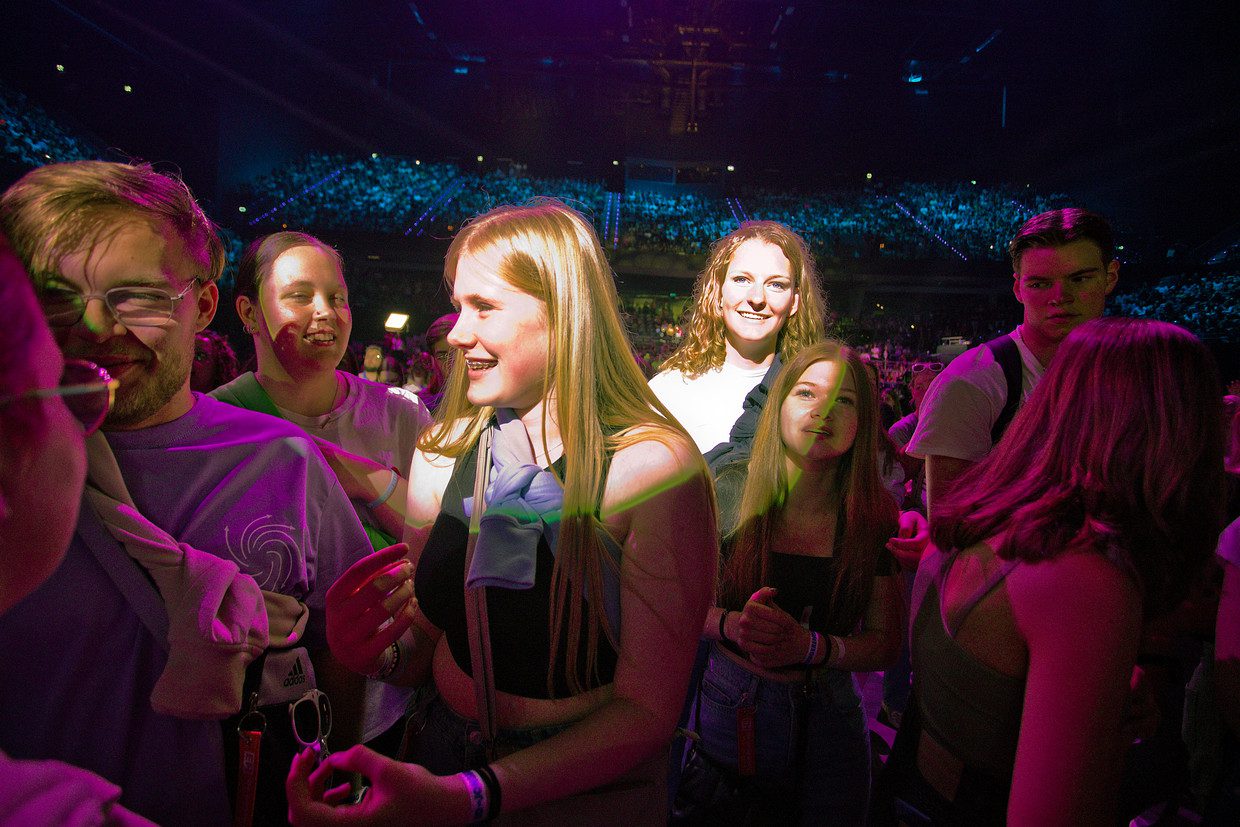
0, 160, 224, 286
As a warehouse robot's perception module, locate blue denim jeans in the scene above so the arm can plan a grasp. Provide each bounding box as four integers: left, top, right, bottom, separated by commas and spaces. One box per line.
689, 644, 870, 826
403, 686, 570, 773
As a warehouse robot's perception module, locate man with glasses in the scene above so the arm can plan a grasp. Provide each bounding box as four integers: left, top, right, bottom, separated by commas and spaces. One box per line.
0, 161, 374, 826
905, 208, 1119, 516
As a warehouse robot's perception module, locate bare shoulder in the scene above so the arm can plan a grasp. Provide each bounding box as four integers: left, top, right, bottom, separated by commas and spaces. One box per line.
1007, 551, 1141, 639
608, 425, 701, 488
412, 418, 472, 472
407, 419, 472, 519
602, 425, 709, 524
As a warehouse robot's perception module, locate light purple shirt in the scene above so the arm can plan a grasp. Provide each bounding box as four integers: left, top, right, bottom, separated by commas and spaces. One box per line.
0, 395, 371, 823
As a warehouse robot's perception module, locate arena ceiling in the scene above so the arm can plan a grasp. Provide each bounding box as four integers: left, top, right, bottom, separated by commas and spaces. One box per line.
1, 0, 1237, 242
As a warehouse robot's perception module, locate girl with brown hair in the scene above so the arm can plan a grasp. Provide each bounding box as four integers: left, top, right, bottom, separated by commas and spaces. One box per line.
682, 340, 902, 825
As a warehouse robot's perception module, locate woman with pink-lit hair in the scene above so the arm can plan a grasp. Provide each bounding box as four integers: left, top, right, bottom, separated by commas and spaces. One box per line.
878, 317, 1227, 824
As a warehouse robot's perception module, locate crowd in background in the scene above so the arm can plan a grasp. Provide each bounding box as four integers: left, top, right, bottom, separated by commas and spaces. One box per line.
3, 90, 1236, 349
232, 152, 1069, 264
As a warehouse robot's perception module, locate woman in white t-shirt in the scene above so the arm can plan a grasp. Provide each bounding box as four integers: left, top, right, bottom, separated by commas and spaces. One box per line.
648, 221, 828, 456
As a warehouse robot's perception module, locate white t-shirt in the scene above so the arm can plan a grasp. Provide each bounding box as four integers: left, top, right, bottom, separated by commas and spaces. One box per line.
649, 362, 770, 454
274, 372, 431, 477
905, 326, 1045, 463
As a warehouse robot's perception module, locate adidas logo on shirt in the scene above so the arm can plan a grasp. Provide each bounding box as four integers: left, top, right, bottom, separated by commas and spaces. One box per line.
283, 657, 307, 688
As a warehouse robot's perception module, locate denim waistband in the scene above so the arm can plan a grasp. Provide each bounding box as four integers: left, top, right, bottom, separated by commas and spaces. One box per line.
410, 685, 573, 762
705, 642, 861, 707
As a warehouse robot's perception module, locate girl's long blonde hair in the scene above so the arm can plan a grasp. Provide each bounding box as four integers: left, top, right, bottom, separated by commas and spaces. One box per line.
421, 199, 707, 694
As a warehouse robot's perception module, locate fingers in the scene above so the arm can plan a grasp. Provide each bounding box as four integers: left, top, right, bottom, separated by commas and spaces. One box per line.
287, 747, 331, 825
897, 510, 929, 541
320, 745, 390, 782
735, 610, 788, 649
322, 783, 356, 806
748, 586, 778, 605
742, 598, 799, 631
327, 545, 410, 603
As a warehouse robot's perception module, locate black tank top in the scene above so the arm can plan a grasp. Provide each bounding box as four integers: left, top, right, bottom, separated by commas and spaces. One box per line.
415, 442, 620, 698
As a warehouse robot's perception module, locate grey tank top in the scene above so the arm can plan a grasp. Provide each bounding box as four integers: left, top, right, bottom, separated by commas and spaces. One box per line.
910, 546, 1025, 783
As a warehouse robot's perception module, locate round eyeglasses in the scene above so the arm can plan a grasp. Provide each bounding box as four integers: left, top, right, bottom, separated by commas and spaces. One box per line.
39, 279, 202, 328
0, 359, 117, 435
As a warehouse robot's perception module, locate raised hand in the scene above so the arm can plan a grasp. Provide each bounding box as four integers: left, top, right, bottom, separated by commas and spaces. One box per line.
324, 544, 415, 675
887, 509, 929, 570
287, 745, 470, 826
735, 586, 812, 670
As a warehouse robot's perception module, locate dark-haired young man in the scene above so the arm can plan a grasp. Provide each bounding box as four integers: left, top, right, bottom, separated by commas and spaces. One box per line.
906, 208, 1119, 514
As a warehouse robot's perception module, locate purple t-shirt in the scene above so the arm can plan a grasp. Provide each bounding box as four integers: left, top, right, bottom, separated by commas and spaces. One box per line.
0, 395, 371, 824
105, 394, 371, 641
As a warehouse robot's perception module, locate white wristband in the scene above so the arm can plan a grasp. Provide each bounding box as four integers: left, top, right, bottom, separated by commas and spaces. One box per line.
366, 468, 400, 510
828, 634, 846, 668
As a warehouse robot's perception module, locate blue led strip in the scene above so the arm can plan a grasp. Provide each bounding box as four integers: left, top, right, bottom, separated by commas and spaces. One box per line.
417, 180, 465, 237
611, 193, 621, 250
248, 165, 347, 227
602, 191, 614, 242
724, 196, 741, 227
402, 177, 464, 237
889, 199, 969, 261
1007, 198, 1037, 219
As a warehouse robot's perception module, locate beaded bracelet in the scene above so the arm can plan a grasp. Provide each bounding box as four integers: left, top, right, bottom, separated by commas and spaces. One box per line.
366, 640, 400, 681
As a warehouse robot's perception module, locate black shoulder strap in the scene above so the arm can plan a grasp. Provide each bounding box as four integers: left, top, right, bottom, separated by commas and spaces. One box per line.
703, 353, 781, 474
983, 334, 1022, 446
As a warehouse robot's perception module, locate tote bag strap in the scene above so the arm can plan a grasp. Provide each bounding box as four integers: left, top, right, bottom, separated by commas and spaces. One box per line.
463, 426, 499, 761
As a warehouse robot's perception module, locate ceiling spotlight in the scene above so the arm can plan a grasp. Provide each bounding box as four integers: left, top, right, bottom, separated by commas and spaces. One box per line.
476, 155, 484, 162
55, 64, 65, 72
726, 165, 735, 172
123, 84, 133, 93
238, 206, 247, 213
384, 313, 410, 333
865, 172, 873, 180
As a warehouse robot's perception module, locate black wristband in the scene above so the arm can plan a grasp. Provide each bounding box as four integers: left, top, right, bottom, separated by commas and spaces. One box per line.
476, 764, 502, 821
718, 610, 732, 644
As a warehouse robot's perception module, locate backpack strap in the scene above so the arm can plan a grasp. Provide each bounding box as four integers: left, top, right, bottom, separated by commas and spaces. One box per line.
75, 498, 169, 648
983, 335, 1022, 446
